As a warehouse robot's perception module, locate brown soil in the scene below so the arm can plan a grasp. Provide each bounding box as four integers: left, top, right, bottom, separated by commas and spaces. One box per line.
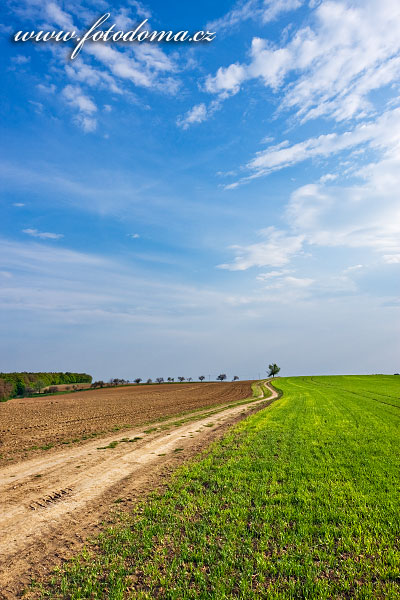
0, 382, 278, 599
42, 383, 91, 392
0, 381, 252, 466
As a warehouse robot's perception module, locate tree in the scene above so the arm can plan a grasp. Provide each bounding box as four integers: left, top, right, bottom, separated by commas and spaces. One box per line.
146, 378, 152, 384
199, 375, 205, 382
217, 374, 227, 381
15, 380, 26, 396
187, 377, 193, 382
134, 378, 142, 384
268, 363, 280, 378
167, 377, 174, 383
178, 377, 185, 382
156, 377, 164, 384
33, 379, 45, 393
233, 375, 239, 381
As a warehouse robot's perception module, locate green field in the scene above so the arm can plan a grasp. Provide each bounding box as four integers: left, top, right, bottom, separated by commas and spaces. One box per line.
41, 375, 400, 599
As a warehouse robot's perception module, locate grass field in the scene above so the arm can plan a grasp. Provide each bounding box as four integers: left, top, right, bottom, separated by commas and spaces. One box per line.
40, 375, 400, 599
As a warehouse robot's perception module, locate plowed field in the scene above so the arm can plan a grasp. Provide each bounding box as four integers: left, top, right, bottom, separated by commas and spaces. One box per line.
0, 382, 252, 465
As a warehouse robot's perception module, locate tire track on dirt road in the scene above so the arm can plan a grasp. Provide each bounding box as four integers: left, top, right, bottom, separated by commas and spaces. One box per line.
0, 382, 278, 599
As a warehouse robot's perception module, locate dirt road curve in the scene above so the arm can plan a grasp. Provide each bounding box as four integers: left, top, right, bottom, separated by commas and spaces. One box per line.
0, 383, 278, 599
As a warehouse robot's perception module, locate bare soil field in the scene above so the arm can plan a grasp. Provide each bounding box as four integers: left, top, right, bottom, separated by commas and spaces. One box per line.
0, 382, 252, 466
0, 382, 276, 599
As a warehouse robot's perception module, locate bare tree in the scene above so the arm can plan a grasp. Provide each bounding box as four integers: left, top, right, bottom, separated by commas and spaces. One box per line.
187, 377, 193, 382
156, 377, 164, 384
199, 375, 205, 382
217, 374, 227, 381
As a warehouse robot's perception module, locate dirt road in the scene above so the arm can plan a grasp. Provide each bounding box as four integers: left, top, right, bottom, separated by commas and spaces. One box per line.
0, 382, 278, 599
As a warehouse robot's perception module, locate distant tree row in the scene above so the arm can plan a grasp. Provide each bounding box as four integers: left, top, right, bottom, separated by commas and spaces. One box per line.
0, 372, 92, 401
131, 374, 240, 384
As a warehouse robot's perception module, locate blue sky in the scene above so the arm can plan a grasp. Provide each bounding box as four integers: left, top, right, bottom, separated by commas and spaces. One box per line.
1, 0, 399, 380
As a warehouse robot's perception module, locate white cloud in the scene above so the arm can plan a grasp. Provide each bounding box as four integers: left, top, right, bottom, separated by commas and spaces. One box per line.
205, 0, 400, 124
207, 0, 303, 33
65, 61, 123, 95
62, 85, 97, 132
11, 55, 30, 65
286, 173, 400, 259
221, 135, 400, 270
207, 0, 258, 33
45, 2, 75, 30
177, 104, 207, 129
218, 227, 304, 270
22, 228, 64, 240
344, 264, 363, 273
228, 106, 400, 184
262, 0, 303, 22
113, 7, 137, 31
0, 237, 254, 326
177, 98, 223, 129
129, 0, 152, 19
206, 62, 247, 96
128, 233, 140, 239
37, 83, 56, 94
383, 254, 400, 264
86, 43, 178, 94
260, 275, 314, 292
256, 269, 291, 280
13, 203, 25, 207
28, 100, 44, 114
319, 173, 337, 183
63, 85, 96, 113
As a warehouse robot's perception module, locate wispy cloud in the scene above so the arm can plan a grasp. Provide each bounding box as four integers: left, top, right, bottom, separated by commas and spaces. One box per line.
204, 0, 400, 125
177, 103, 208, 129
45, 1, 75, 30
8, 0, 180, 134
22, 228, 64, 240
220, 144, 400, 270
62, 84, 97, 132
218, 227, 305, 270
228, 107, 400, 185
11, 55, 31, 65
129, 0, 152, 20
207, 0, 303, 33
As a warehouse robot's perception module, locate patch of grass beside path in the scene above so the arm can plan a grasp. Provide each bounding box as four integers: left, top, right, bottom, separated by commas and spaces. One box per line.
39, 376, 399, 599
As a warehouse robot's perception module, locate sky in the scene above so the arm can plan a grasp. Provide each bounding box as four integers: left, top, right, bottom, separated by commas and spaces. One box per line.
0, 0, 399, 381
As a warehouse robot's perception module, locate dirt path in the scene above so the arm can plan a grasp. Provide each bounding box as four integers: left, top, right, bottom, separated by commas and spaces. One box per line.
0, 382, 278, 599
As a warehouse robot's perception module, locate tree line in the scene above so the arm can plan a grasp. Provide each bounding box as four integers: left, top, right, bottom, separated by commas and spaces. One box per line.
130, 375, 240, 384
0, 372, 92, 401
